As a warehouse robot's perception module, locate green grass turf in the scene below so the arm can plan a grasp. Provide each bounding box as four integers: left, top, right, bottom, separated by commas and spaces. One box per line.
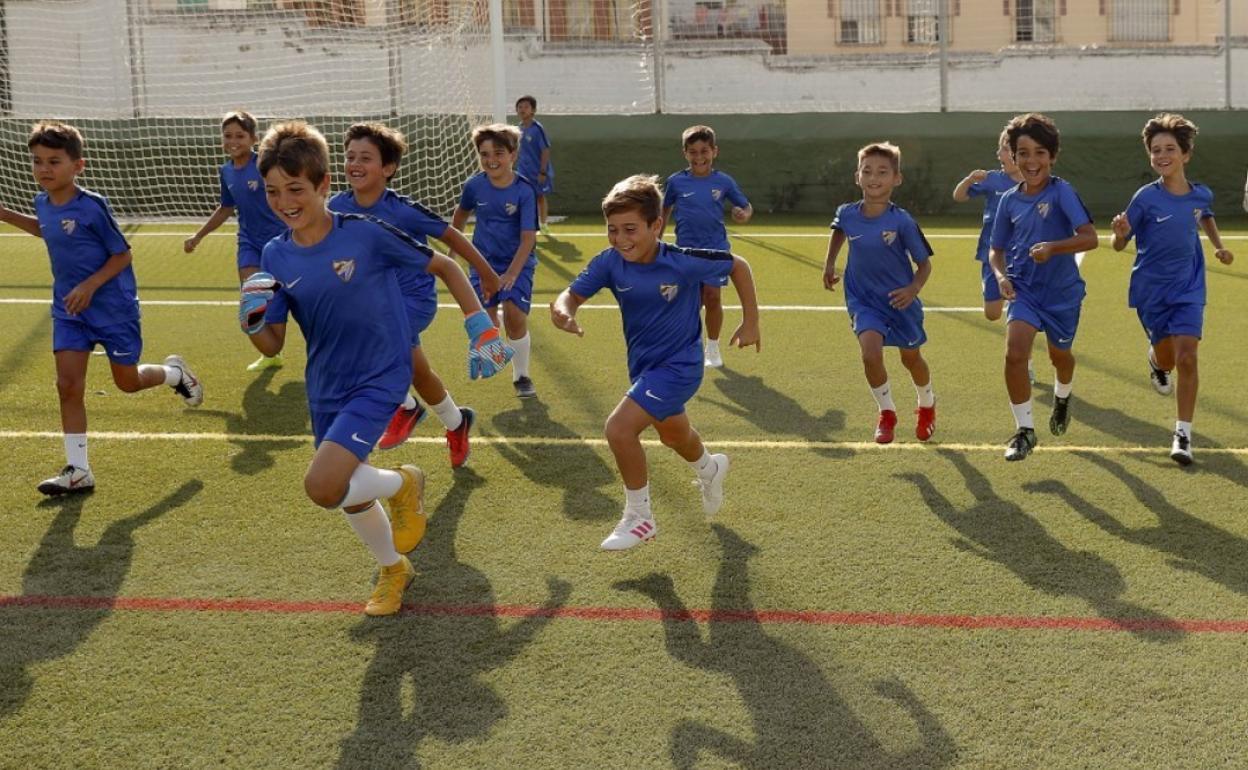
2, 219, 1248, 767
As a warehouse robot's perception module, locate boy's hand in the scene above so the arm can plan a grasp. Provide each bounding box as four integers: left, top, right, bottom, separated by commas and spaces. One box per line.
967, 169, 988, 183
888, 283, 920, 310
823, 265, 840, 291
239, 272, 280, 335
730, 206, 749, 223
464, 310, 513, 379
183, 236, 200, 254
1029, 242, 1055, 263
1110, 213, 1131, 240
549, 301, 583, 337
500, 269, 520, 292
729, 319, 761, 352
478, 268, 501, 303
63, 282, 97, 315
996, 275, 1016, 301
1216, 248, 1234, 265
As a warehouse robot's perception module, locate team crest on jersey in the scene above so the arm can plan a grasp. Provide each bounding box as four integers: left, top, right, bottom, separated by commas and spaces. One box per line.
60, 219, 76, 235
332, 259, 356, 283
659, 283, 679, 302
1193, 208, 1203, 220
505, 202, 517, 216
248, 180, 259, 191
881, 230, 897, 245
711, 188, 723, 201
1037, 202, 1051, 218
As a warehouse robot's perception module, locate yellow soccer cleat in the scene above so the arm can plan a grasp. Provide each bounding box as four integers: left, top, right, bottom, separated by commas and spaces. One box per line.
246, 353, 283, 372
364, 555, 415, 616
387, 465, 427, 553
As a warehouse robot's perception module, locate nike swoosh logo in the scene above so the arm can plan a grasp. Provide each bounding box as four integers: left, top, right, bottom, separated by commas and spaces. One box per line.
848, 234, 863, 241
350, 432, 371, 446
1057, 337, 1072, 344
681, 192, 695, 197
1155, 215, 1173, 223
286, 276, 302, 288
1011, 214, 1024, 223
615, 285, 633, 292
907, 339, 921, 346
112, 350, 131, 356
644, 389, 664, 401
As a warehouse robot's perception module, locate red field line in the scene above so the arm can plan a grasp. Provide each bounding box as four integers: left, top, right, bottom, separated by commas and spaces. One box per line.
3, 594, 1246, 633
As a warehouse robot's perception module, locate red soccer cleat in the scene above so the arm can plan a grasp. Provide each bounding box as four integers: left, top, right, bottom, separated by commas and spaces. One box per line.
446, 407, 475, 468
874, 409, 898, 444
916, 404, 936, 442
378, 403, 427, 451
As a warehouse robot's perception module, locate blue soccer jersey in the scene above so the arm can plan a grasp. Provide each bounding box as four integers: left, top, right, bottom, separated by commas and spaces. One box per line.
458, 173, 538, 271
569, 242, 734, 380
517, 121, 553, 184
1123, 180, 1213, 310
967, 170, 1019, 263
328, 188, 447, 323
221, 153, 287, 253
261, 213, 432, 410
35, 187, 139, 327
990, 176, 1093, 310
662, 169, 750, 251
832, 202, 933, 317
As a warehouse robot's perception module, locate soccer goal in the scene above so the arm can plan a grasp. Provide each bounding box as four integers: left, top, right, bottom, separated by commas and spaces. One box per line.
0, 0, 499, 220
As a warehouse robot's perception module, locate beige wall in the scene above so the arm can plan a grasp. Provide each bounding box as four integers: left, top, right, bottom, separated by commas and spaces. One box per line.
788, 0, 1232, 57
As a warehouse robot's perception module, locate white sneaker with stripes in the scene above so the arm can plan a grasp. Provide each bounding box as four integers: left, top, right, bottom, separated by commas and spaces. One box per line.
601, 509, 657, 550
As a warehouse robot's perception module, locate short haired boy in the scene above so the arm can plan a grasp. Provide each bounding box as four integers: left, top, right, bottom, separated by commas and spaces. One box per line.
952, 128, 1024, 322
823, 142, 936, 444
514, 95, 554, 236
662, 125, 753, 368
184, 110, 288, 372
452, 124, 540, 399
550, 174, 761, 550
329, 121, 504, 466
0, 121, 203, 495
989, 113, 1100, 461
1110, 113, 1234, 465
245, 121, 510, 616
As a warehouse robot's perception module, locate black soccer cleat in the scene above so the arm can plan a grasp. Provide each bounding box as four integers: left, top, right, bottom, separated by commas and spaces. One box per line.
1004, 428, 1037, 462
1049, 396, 1071, 436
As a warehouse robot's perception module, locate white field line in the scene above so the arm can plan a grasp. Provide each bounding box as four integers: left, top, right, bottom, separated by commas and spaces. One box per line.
0, 297, 984, 312
2, 231, 1247, 241
1, 429, 1245, 454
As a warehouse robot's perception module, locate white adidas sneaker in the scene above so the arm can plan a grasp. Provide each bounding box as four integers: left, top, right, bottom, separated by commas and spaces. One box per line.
601, 509, 657, 550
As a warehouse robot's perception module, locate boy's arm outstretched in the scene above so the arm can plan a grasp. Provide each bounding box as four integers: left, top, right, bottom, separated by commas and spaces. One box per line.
1200, 216, 1234, 265
550, 289, 586, 337
727, 255, 761, 350
426, 251, 489, 315
0, 203, 44, 238
423, 250, 512, 378
437, 226, 501, 301
823, 230, 845, 290
184, 205, 234, 253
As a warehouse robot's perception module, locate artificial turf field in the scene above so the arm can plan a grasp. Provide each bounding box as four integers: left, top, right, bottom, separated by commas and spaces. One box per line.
3, 217, 1248, 768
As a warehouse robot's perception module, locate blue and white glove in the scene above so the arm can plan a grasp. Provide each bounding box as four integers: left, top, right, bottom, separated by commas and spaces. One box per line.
464, 310, 513, 380
239, 272, 280, 335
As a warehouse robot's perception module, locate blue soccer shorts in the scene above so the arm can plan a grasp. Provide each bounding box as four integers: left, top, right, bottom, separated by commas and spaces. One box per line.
237, 240, 264, 270
472, 261, 535, 314
627, 360, 704, 422
850, 304, 927, 349
52, 317, 143, 365
311, 388, 403, 461
1137, 302, 1203, 345
403, 292, 438, 349
1007, 295, 1082, 350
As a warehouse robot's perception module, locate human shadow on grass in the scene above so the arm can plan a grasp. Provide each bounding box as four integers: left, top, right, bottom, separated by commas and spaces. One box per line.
337, 468, 570, 770
614, 525, 957, 769
896, 449, 1184, 643
702, 368, 851, 459
0, 480, 204, 719
1034, 391, 1248, 490
190, 368, 307, 475
538, 236, 585, 264
1025, 452, 1248, 598
490, 399, 616, 522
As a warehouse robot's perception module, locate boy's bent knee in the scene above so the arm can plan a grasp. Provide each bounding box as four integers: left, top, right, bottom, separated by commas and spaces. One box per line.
304, 474, 347, 509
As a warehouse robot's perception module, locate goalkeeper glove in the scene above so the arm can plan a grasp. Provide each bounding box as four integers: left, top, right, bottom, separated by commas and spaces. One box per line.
240, 272, 280, 335
464, 310, 513, 380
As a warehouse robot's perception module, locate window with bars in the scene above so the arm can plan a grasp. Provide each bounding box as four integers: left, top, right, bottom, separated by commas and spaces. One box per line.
837, 0, 883, 44
1015, 0, 1056, 43
1108, 0, 1170, 42
906, 0, 940, 44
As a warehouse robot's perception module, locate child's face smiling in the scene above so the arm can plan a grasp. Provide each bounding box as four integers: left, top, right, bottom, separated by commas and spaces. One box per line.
607, 208, 661, 263
477, 139, 514, 184
344, 138, 393, 197
683, 140, 717, 177
264, 166, 329, 238
855, 155, 900, 203
222, 124, 254, 163
1013, 135, 1055, 193
1148, 132, 1189, 182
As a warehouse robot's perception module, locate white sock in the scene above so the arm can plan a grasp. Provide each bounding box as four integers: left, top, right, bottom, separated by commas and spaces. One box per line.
431, 394, 462, 431
64, 433, 88, 470
1054, 377, 1073, 399
343, 501, 401, 567
870, 381, 896, 412
139, 364, 181, 387
1176, 420, 1192, 439
510, 333, 531, 380
402, 392, 418, 411
689, 449, 718, 481
1011, 400, 1035, 430
624, 485, 651, 516
914, 381, 935, 408
705, 338, 721, 352
340, 464, 404, 508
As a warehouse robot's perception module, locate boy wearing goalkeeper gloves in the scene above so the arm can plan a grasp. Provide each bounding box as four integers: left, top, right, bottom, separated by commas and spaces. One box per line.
550, 175, 761, 551
823, 142, 936, 445
330, 121, 502, 466
0, 121, 202, 496
452, 124, 541, 399
243, 121, 511, 616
